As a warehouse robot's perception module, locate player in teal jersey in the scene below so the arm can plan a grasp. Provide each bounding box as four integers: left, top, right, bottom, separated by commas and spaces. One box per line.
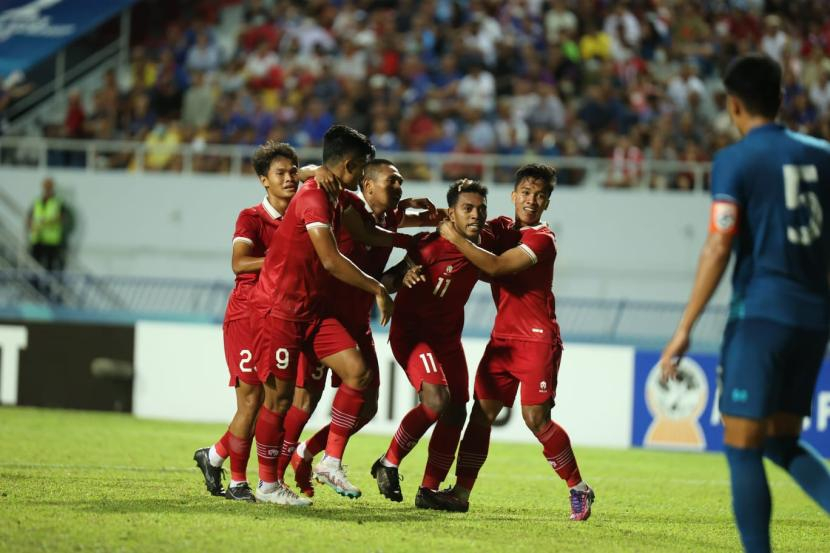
660, 54, 830, 553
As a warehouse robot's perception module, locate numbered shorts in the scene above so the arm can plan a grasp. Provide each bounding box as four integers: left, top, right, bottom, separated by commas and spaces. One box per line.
223, 317, 260, 386
474, 337, 562, 407
390, 332, 469, 405
253, 313, 357, 383
296, 324, 380, 392
719, 318, 827, 419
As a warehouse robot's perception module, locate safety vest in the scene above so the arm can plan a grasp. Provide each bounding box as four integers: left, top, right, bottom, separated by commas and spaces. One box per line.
30, 197, 63, 246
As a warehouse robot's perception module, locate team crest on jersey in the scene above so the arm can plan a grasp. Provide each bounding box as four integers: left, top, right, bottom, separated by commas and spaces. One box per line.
445, 265, 453, 273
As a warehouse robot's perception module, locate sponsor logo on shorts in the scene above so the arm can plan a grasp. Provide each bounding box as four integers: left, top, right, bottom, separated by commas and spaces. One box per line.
731, 388, 749, 403
539, 380, 548, 392
532, 328, 544, 334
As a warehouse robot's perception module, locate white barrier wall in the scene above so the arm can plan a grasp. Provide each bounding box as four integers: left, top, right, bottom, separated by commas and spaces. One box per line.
1, 168, 725, 303
133, 320, 634, 448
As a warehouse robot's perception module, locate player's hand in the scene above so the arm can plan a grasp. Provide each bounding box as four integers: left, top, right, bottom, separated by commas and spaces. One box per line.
401, 265, 426, 288
375, 287, 394, 326
438, 219, 461, 244
659, 328, 690, 384
315, 166, 340, 196
400, 197, 437, 214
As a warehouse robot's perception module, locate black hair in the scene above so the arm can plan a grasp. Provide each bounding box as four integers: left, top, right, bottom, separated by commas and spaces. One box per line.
723, 54, 782, 119
514, 163, 557, 196
447, 178, 488, 207
251, 141, 298, 177
322, 124, 376, 165
362, 158, 399, 188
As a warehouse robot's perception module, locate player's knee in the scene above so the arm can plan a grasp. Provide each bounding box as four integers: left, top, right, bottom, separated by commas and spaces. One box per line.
763, 436, 799, 468
239, 390, 262, 417
470, 402, 498, 426
521, 406, 550, 434
422, 385, 450, 415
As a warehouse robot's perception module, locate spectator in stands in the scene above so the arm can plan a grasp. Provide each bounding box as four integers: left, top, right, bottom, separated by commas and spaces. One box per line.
27, 177, 68, 275
182, 71, 215, 130
245, 41, 282, 89
186, 31, 223, 75
545, 0, 578, 44
143, 119, 182, 171
457, 60, 496, 114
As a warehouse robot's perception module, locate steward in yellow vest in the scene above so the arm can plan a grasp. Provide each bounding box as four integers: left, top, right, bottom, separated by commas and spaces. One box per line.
27, 177, 66, 272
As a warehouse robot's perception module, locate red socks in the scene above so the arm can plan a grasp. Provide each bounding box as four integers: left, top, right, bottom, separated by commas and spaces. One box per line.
325, 384, 366, 460
455, 420, 491, 491
255, 406, 284, 483
536, 420, 582, 487
227, 433, 253, 483
385, 403, 440, 465
276, 406, 311, 481
422, 420, 463, 489
304, 411, 373, 458
214, 431, 231, 458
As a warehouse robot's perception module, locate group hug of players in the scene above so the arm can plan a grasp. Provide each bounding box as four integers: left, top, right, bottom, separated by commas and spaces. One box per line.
192, 124, 595, 520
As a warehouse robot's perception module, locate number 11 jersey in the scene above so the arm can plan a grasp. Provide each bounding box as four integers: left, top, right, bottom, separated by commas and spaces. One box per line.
392, 231, 493, 343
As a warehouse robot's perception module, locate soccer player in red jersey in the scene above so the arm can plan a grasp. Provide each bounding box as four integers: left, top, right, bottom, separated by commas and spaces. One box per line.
275, 160, 442, 496
436, 163, 595, 519
371, 179, 493, 509
192, 142, 335, 502
250, 125, 409, 503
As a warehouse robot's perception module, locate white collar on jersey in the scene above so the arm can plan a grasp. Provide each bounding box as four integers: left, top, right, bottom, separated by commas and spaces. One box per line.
517, 221, 549, 231
261, 196, 283, 219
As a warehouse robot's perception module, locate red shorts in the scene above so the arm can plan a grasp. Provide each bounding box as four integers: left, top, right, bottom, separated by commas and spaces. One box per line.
390, 331, 468, 405
252, 312, 357, 383
297, 324, 380, 391
223, 317, 260, 386
474, 337, 562, 407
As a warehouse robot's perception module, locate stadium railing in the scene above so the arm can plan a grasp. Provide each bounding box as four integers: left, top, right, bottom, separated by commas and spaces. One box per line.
0, 269, 728, 351
0, 136, 713, 190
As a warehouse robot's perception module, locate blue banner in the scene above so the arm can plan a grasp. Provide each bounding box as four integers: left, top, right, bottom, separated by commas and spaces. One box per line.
632, 350, 830, 457
0, 0, 138, 77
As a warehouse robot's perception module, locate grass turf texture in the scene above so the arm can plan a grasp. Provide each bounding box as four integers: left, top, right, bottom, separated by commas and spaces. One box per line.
0, 407, 826, 553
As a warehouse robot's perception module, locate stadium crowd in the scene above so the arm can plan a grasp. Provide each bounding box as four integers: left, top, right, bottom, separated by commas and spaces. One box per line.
32, 0, 830, 187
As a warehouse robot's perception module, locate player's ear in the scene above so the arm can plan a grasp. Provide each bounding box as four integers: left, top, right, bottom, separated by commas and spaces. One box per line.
258, 173, 268, 188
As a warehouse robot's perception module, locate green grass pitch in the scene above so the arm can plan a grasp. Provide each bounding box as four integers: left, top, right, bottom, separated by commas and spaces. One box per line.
0, 407, 826, 552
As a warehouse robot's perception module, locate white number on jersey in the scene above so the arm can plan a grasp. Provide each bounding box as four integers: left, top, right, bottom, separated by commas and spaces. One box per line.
419, 352, 438, 374
783, 164, 823, 246
432, 277, 451, 298
311, 362, 326, 381
275, 348, 290, 370
238, 349, 253, 372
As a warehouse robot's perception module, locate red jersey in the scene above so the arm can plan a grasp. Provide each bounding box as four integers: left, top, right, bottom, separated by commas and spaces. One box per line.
253, 179, 345, 321
328, 190, 402, 328
392, 230, 492, 343
223, 199, 282, 323
488, 216, 560, 344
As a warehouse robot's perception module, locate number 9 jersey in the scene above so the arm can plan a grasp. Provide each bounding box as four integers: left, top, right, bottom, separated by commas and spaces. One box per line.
712, 123, 830, 330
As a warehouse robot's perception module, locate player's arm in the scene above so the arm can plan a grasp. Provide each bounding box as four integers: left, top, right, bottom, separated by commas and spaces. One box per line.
397, 197, 447, 228
438, 220, 534, 277
230, 239, 263, 274
342, 205, 412, 249
380, 257, 425, 293
660, 201, 737, 381
308, 226, 394, 325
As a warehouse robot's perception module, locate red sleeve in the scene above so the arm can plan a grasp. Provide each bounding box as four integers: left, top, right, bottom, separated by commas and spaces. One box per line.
233, 209, 258, 245
300, 188, 333, 229
518, 230, 556, 264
